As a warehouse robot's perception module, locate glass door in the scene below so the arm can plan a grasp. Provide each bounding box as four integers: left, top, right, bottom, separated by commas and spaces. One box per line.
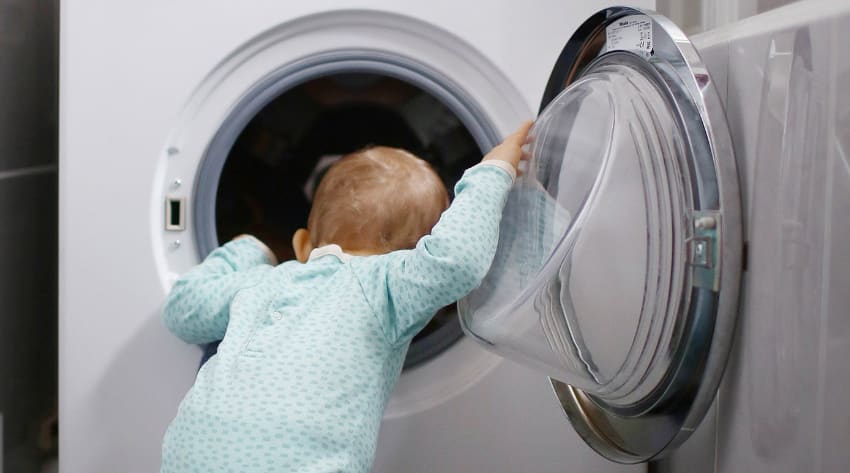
459, 6, 742, 463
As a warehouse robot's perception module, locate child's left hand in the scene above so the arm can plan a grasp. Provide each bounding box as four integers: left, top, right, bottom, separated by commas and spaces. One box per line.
232, 234, 278, 264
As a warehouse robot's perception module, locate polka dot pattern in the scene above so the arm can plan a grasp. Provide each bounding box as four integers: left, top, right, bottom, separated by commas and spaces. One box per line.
160, 164, 513, 472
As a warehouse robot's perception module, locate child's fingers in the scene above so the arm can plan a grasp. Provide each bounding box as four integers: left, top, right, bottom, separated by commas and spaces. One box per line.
520, 143, 532, 161
504, 120, 533, 147
518, 146, 532, 176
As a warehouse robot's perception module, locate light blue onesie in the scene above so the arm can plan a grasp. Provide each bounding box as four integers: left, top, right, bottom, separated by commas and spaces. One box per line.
161, 163, 514, 473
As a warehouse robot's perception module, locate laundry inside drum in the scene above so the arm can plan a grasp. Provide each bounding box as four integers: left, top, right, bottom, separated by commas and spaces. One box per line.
214, 72, 486, 368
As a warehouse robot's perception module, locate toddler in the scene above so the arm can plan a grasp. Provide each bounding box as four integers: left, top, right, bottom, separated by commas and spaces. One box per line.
161, 122, 532, 473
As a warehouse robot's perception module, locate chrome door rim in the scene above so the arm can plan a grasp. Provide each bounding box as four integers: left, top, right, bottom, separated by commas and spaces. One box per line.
543, 7, 742, 463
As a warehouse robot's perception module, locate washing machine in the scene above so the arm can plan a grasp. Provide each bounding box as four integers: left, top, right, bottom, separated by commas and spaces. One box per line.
58, 0, 849, 472
457, 1, 850, 471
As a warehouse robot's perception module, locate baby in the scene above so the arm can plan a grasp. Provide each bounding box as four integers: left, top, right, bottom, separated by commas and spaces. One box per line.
160, 122, 531, 473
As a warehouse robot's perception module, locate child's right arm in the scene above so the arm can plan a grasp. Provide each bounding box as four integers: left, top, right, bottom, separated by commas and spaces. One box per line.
162, 236, 275, 344
352, 122, 532, 345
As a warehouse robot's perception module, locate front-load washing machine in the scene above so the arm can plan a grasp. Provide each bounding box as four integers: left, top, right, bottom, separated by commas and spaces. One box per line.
59, 2, 650, 471
59, 0, 850, 472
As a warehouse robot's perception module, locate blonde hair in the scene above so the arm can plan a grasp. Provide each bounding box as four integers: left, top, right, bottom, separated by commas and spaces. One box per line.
307, 146, 449, 253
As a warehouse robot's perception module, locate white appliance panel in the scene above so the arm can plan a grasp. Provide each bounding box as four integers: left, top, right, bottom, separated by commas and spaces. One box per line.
59, 1, 649, 472
656, 2, 850, 471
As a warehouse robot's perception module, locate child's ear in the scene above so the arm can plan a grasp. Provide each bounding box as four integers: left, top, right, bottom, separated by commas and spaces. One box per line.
292, 229, 313, 263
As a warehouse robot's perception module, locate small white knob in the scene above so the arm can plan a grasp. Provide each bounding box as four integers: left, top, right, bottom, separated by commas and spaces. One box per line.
695, 216, 717, 230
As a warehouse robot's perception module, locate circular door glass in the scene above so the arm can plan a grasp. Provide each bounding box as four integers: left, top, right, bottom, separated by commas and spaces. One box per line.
460, 57, 691, 408
459, 7, 742, 463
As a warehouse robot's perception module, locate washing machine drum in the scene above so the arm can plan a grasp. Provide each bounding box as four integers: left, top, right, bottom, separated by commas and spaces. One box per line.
202, 72, 493, 369
459, 7, 742, 464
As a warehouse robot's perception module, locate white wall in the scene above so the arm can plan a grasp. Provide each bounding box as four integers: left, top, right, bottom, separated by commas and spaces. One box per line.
656, 0, 800, 33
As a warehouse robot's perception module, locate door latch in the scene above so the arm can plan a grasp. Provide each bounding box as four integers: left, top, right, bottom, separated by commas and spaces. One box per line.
690, 211, 721, 291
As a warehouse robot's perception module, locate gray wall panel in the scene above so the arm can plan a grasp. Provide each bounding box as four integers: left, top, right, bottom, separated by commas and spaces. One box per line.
0, 0, 58, 172
0, 0, 58, 471
0, 173, 57, 472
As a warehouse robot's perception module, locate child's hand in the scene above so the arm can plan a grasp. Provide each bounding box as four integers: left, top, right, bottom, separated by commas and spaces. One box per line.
232, 234, 278, 264
482, 121, 533, 173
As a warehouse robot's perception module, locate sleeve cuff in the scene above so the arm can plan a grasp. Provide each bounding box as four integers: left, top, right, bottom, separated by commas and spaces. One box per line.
476, 160, 517, 183
225, 236, 278, 267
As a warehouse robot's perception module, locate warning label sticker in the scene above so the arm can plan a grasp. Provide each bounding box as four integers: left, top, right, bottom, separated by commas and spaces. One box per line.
605, 15, 653, 58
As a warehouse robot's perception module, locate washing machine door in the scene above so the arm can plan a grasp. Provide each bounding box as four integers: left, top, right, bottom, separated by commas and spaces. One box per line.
458, 7, 742, 463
